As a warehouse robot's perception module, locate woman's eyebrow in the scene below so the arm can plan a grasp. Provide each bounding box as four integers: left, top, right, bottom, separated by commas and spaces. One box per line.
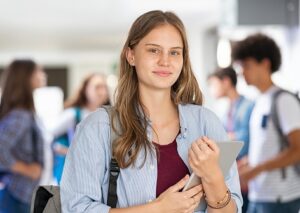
145, 43, 183, 49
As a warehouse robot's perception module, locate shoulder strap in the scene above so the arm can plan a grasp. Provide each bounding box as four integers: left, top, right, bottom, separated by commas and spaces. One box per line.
270, 89, 300, 178
102, 105, 120, 208
270, 90, 287, 145
270, 89, 299, 146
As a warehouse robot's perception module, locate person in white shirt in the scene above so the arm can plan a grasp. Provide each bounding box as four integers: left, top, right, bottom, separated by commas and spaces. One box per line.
232, 33, 300, 213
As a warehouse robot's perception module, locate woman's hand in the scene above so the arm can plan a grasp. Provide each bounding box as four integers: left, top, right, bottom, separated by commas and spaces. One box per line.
155, 175, 204, 213
188, 136, 223, 184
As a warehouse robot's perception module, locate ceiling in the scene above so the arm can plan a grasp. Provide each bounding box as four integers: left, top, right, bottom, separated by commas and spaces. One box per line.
0, 0, 220, 51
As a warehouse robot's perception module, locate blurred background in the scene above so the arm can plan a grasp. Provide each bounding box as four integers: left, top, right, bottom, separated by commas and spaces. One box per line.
0, 0, 300, 212
0, 0, 299, 115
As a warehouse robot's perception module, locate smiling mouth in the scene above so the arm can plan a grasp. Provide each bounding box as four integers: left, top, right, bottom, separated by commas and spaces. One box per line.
152, 71, 172, 77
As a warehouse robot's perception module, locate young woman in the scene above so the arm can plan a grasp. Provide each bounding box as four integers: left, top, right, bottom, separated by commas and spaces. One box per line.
61, 11, 242, 213
0, 59, 45, 213
50, 73, 110, 183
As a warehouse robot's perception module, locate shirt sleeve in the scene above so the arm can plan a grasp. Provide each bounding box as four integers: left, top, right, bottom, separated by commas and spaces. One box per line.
277, 93, 300, 135
47, 108, 76, 138
203, 109, 243, 213
60, 109, 111, 213
0, 110, 32, 170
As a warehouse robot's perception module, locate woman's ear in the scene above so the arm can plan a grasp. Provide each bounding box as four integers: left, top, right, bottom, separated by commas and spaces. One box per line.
126, 47, 135, 66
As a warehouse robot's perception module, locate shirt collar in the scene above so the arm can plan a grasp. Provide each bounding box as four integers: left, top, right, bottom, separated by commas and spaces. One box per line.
178, 104, 188, 138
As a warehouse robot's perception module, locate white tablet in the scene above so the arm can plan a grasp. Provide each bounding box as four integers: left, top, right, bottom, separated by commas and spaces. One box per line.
182, 141, 243, 211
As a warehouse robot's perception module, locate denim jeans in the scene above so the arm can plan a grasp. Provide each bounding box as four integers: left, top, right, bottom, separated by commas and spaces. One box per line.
0, 187, 30, 213
247, 197, 300, 213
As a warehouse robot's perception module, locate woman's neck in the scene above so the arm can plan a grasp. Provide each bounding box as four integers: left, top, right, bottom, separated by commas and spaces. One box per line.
139, 87, 178, 125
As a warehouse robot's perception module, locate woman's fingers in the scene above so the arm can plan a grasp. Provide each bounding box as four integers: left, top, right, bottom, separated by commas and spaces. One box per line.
187, 191, 205, 212
193, 190, 204, 202
202, 136, 219, 153
191, 141, 201, 155
185, 193, 203, 213
169, 174, 189, 192
197, 140, 212, 154
182, 184, 203, 198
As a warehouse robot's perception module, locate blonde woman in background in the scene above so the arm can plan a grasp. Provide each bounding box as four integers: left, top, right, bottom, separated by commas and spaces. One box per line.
50, 73, 110, 184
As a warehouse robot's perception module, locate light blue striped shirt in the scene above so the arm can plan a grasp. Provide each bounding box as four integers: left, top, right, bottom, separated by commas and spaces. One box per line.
61, 104, 242, 212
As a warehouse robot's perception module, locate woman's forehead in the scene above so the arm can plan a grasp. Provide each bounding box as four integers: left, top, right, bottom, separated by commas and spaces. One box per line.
138, 24, 184, 48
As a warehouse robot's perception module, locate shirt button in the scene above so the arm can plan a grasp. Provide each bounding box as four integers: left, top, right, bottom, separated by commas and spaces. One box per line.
148, 199, 153, 203
150, 165, 155, 170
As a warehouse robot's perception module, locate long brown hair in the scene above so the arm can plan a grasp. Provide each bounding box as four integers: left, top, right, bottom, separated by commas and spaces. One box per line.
64, 73, 110, 109
0, 59, 37, 119
113, 10, 203, 168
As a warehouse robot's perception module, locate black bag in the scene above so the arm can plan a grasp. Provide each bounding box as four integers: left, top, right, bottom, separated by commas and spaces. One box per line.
270, 89, 300, 178
30, 106, 120, 213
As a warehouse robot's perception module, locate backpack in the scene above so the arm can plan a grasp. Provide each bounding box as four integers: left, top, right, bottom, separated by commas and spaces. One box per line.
30, 106, 120, 213
270, 89, 300, 178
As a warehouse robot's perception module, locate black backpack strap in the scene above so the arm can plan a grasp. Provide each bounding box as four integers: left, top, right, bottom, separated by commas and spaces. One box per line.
270, 89, 297, 179
102, 105, 120, 208
107, 158, 120, 208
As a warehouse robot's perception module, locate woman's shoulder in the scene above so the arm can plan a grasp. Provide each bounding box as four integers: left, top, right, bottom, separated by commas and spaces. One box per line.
179, 104, 220, 121
4, 109, 32, 121
179, 104, 227, 140
0, 109, 33, 131
79, 107, 110, 127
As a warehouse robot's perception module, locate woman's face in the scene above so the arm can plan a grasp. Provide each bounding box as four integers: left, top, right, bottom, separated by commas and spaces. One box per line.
127, 24, 184, 91
85, 75, 109, 107
31, 66, 47, 89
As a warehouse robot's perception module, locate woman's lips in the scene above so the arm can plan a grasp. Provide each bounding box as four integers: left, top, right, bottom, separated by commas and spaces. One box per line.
152, 70, 172, 77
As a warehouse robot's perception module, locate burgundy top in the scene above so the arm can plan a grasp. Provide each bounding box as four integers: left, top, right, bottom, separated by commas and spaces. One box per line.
154, 139, 190, 197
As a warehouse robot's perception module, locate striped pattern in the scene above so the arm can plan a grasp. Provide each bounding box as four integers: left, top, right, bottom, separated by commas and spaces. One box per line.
249, 87, 300, 202
0, 109, 44, 204
61, 104, 242, 212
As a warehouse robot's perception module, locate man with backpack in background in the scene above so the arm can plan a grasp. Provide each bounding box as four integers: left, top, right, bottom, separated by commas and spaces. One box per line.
232, 33, 300, 213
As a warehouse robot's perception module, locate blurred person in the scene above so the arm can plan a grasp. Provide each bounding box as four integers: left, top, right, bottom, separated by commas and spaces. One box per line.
232, 33, 300, 213
0, 59, 45, 213
61, 10, 242, 213
208, 66, 254, 213
208, 67, 254, 159
50, 73, 110, 184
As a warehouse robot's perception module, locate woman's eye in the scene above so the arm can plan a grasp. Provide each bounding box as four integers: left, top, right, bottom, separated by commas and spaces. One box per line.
170, 50, 181, 56
148, 48, 160, 54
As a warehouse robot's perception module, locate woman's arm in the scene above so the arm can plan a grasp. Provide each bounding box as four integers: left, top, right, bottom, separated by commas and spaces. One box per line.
0, 110, 41, 179
60, 111, 112, 212
189, 137, 239, 213
47, 108, 76, 138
